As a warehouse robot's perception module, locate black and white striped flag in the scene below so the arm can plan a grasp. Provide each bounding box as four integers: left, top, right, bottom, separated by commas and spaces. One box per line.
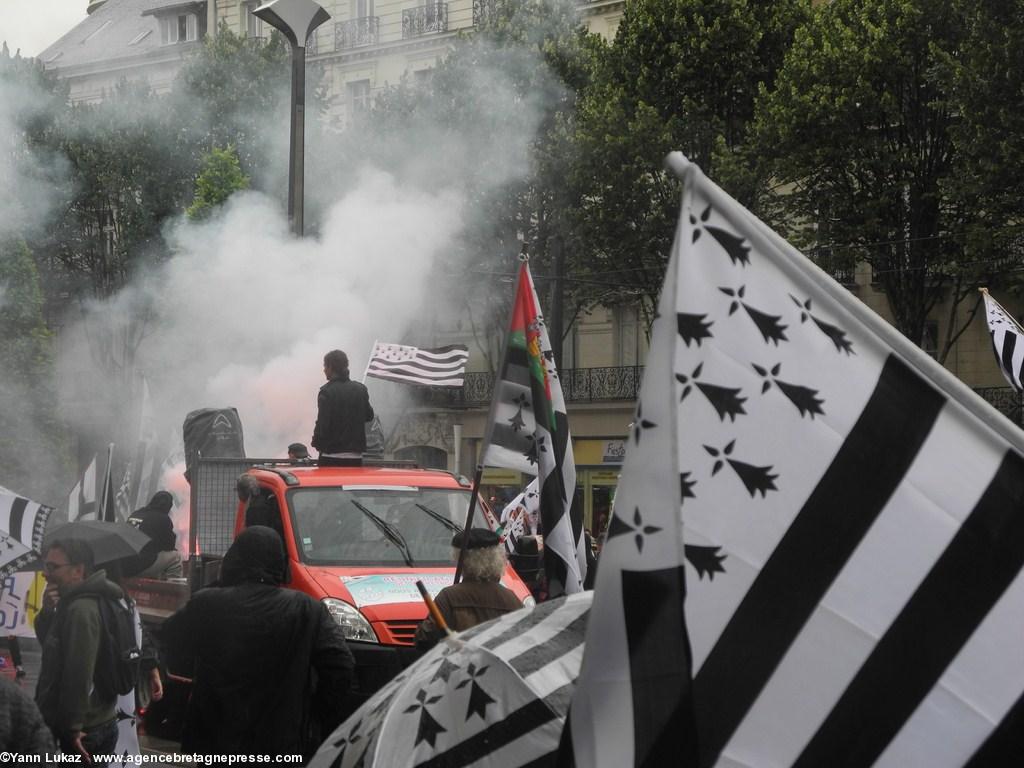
0, 488, 54, 578
565, 154, 1024, 767
982, 289, 1024, 393
365, 342, 470, 387
67, 455, 97, 521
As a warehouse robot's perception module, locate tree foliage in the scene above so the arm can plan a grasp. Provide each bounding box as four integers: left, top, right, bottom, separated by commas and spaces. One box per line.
755, 0, 1023, 353
568, 0, 808, 324
0, 237, 67, 498
187, 145, 250, 220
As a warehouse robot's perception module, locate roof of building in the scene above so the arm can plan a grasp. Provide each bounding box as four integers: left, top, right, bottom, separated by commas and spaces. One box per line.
39, 0, 205, 72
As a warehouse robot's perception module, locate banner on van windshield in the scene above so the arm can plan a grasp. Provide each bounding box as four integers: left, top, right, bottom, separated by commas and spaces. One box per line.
340, 573, 513, 607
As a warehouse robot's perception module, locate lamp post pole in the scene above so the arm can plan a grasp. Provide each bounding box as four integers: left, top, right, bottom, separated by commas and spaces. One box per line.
253, 0, 330, 237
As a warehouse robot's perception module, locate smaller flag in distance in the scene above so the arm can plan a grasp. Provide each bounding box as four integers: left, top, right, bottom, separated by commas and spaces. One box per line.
366, 342, 469, 388
982, 289, 1024, 392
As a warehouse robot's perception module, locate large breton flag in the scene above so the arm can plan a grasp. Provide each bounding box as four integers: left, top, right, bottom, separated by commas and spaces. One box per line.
0, 488, 54, 578
480, 260, 586, 597
565, 153, 1024, 767
982, 288, 1024, 393
365, 342, 470, 387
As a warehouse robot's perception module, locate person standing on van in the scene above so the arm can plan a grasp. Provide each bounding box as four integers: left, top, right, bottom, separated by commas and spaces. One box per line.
312, 349, 374, 467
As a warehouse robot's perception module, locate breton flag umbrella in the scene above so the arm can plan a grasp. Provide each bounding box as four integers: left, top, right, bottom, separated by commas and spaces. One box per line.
310, 593, 590, 768
0, 488, 55, 578
563, 153, 1024, 767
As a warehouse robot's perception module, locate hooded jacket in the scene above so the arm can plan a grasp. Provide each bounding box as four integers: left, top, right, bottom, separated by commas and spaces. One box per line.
122, 491, 177, 576
35, 570, 123, 736
160, 526, 354, 760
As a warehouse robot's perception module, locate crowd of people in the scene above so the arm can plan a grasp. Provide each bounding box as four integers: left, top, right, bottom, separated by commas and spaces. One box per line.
0, 348, 596, 763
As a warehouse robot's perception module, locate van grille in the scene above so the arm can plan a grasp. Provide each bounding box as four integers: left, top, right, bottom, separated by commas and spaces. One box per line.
380, 621, 419, 646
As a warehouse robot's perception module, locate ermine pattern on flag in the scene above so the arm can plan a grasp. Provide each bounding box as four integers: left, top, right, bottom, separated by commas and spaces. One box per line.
676, 168, 1024, 768
982, 291, 1024, 392
500, 478, 540, 553
366, 343, 469, 387
311, 594, 590, 768
0, 490, 54, 577
566, 155, 1024, 768
565, 187, 697, 767
480, 262, 585, 596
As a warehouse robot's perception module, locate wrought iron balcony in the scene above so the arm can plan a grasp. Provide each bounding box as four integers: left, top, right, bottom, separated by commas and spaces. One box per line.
472, 0, 504, 28
335, 16, 380, 49
975, 387, 1024, 427
410, 366, 644, 408
403, 3, 448, 38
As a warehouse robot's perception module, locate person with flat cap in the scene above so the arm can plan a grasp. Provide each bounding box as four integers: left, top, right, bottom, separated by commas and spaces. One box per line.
414, 528, 523, 653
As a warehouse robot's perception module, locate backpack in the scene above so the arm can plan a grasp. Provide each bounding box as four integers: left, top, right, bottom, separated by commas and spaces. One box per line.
93, 596, 143, 698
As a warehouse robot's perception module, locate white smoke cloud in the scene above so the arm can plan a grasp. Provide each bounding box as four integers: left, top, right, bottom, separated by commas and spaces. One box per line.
140, 169, 465, 455
4, 14, 577, 487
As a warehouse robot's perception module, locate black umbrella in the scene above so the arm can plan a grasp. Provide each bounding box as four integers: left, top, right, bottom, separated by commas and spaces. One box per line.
45, 520, 150, 565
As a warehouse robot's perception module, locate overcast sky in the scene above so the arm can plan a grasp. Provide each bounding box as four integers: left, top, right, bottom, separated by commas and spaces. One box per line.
1, 0, 88, 58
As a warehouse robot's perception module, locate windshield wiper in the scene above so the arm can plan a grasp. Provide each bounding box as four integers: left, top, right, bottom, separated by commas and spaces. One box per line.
414, 503, 462, 533
349, 499, 415, 567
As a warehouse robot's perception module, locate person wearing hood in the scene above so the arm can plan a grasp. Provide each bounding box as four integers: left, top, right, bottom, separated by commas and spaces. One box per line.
160, 526, 355, 760
123, 490, 182, 578
35, 538, 123, 763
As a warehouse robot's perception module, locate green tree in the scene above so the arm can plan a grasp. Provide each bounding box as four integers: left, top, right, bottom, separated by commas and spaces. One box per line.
173, 26, 291, 181
756, 0, 1021, 355
187, 145, 251, 220
568, 0, 808, 325
0, 238, 68, 499
42, 80, 196, 299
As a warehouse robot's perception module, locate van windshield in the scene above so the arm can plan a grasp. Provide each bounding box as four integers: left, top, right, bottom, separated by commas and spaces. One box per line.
288, 486, 470, 566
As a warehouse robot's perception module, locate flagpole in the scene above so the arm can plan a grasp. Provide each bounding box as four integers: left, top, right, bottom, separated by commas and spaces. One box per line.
100, 442, 115, 522
103, 444, 115, 524
453, 468, 483, 584
454, 251, 529, 584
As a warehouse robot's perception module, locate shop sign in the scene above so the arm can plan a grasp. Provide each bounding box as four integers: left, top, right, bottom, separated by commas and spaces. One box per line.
602, 439, 627, 464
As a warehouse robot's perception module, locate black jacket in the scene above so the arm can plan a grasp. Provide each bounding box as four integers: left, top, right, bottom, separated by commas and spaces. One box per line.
123, 495, 177, 576
311, 376, 374, 455
160, 527, 354, 760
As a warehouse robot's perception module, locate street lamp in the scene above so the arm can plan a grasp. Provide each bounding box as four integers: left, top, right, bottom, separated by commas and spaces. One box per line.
253, 0, 330, 237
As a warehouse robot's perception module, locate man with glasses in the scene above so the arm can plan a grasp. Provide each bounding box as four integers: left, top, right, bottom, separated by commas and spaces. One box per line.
34, 539, 124, 764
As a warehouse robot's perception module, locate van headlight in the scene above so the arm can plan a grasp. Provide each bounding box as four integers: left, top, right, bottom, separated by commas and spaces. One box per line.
522, 595, 536, 609
323, 598, 378, 642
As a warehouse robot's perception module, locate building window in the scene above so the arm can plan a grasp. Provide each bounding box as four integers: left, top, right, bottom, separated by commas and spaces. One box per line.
394, 445, 447, 470
160, 12, 198, 44
352, 0, 375, 19
347, 80, 371, 118
413, 68, 433, 88
614, 305, 641, 366
922, 320, 939, 358
245, 1, 263, 39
